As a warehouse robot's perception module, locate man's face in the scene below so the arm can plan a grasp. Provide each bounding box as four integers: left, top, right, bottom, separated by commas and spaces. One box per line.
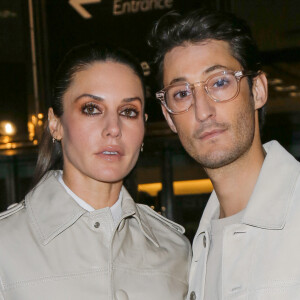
162, 40, 261, 170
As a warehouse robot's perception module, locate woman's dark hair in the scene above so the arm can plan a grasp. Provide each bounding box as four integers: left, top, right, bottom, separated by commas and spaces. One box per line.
31, 43, 145, 188
149, 9, 266, 128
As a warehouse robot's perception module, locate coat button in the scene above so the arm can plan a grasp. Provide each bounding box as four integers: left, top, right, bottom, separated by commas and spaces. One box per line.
203, 235, 206, 248
94, 222, 100, 228
190, 291, 196, 300
115, 289, 129, 300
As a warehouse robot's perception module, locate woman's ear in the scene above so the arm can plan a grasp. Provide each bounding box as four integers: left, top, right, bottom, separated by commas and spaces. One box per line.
48, 108, 63, 141
252, 72, 268, 110
144, 113, 148, 122
161, 106, 178, 133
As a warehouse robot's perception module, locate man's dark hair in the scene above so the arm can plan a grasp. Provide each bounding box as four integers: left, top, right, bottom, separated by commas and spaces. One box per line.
149, 9, 266, 129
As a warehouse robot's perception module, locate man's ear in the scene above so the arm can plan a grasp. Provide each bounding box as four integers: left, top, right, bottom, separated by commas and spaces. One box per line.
252, 72, 268, 110
161, 106, 178, 133
48, 108, 63, 140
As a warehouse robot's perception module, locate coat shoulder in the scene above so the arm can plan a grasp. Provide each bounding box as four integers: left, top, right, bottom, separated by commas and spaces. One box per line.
137, 204, 185, 234
0, 200, 25, 221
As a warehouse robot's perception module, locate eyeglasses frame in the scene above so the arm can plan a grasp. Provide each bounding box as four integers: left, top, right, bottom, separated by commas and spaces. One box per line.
156, 70, 261, 115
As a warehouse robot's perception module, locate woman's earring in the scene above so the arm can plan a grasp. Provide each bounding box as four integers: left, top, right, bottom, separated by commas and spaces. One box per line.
140, 142, 144, 152
52, 137, 56, 144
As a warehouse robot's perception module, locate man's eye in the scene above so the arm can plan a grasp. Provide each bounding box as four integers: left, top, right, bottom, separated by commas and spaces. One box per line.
173, 88, 192, 100
212, 78, 230, 88
120, 108, 139, 118
82, 103, 101, 116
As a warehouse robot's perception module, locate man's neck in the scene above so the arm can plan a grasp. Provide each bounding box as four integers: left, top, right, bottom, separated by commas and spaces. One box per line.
206, 141, 266, 219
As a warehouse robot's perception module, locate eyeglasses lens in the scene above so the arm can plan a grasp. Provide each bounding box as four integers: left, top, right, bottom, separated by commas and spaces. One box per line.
207, 73, 238, 102
164, 73, 238, 113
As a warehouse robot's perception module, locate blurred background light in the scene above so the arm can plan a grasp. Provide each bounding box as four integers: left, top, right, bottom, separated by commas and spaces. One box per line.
0, 121, 17, 137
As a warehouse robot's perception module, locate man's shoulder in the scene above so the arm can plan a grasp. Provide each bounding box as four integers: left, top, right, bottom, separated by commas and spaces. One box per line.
264, 140, 299, 166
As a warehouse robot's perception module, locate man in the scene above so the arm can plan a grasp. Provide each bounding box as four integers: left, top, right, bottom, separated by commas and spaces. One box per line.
150, 9, 300, 300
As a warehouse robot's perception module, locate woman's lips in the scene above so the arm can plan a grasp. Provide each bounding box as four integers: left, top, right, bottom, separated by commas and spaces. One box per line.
95, 146, 124, 161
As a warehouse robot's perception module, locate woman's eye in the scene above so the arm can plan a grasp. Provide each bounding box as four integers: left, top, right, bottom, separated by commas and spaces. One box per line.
82, 103, 101, 116
120, 108, 139, 118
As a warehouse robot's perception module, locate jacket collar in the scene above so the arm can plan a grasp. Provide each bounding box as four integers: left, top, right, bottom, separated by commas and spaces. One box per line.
26, 171, 158, 246
120, 188, 159, 247
196, 141, 300, 236
242, 140, 300, 229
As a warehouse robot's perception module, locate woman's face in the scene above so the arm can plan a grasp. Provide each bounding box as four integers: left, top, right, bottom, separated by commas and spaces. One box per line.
51, 61, 145, 184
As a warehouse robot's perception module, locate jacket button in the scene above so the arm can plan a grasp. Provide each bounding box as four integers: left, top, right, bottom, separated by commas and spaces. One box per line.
94, 222, 100, 228
203, 235, 206, 248
190, 291, 196, 300
115, 289, 129, 300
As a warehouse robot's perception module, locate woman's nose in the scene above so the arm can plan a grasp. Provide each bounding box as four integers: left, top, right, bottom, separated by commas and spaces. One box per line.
102, 115, 122, 138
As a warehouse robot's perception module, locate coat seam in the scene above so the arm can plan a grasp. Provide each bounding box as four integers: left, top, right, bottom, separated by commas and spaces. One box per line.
112, 265, 187, 285
2, 268, 108, 290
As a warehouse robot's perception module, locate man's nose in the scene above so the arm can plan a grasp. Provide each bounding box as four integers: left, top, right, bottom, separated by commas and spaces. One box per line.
193, 85, 216, 122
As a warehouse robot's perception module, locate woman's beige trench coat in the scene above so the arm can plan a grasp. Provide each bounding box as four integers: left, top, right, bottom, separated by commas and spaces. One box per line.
0, 171, 191, 300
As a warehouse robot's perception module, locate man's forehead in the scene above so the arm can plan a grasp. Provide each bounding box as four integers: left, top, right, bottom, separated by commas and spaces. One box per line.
162, 40, 241, 84
164, 39, 233, 65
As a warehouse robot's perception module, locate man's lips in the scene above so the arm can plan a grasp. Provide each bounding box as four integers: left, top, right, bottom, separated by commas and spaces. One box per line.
198, 128, 226, 140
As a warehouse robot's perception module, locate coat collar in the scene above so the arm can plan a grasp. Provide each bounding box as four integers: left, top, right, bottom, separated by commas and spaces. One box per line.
242, 141, 300, 229
119, 188, 159, 247
196, 141, 300, 236
26, 171, 158, 246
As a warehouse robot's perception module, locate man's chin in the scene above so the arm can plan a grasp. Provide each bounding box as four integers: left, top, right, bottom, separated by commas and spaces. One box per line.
192, 150, 238, 170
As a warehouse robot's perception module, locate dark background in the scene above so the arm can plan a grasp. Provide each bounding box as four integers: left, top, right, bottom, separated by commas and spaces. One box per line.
0, 0, 299, 238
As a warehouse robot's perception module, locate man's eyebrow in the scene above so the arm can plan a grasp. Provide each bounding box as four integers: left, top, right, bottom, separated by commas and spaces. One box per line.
169, 77, 187, 85
204, 64, 229, 74
168, 65, 229, 85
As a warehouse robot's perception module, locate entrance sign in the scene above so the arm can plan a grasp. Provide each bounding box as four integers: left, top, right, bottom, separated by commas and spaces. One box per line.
69, 0, 101, 19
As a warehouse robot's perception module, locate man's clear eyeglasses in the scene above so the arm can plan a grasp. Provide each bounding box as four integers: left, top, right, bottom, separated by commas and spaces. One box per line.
156, 70, 260, 115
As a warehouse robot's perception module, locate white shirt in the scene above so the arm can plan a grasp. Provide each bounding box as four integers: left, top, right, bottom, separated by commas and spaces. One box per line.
57, 171, 122, 224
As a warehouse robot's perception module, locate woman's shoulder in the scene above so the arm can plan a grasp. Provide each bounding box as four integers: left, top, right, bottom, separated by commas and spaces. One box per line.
0, 200, 28, 241
137, 204, 185, 234
136, 204, 191, 247
0, 200, 26, 222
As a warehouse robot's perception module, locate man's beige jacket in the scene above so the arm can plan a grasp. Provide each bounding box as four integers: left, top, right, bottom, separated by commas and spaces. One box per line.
188, 141, 300, 300
0, 171, 191, 300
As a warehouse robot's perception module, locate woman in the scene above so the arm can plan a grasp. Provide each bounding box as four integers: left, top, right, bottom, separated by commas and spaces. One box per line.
0, 43, 191, 300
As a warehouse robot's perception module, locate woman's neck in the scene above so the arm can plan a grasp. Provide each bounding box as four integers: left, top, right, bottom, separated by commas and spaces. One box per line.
62, 170, 123, 210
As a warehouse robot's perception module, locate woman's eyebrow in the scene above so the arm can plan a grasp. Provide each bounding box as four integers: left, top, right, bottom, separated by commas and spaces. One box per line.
74, 94, 143, 105
122, 97, 142, 104
74, 94, 104, 102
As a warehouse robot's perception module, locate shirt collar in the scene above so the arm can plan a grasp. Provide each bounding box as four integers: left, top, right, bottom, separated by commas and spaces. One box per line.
26, 171, 158, 246
196, 140, 300, 236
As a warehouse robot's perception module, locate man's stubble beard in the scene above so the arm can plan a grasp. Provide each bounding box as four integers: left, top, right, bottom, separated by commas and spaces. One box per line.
177, 103, 256, 170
